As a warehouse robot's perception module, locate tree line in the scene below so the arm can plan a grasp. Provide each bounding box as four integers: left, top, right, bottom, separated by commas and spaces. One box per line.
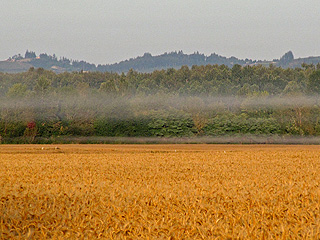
1, 63, 320, 143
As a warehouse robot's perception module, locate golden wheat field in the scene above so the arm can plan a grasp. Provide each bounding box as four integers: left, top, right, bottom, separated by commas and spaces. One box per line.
1, 144, 320, 239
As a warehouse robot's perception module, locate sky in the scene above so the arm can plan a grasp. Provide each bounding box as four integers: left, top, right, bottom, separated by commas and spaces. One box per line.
1, 0, 320, 64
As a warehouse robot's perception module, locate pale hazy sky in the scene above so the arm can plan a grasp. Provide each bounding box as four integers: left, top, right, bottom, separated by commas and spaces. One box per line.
1, 0, 320, 64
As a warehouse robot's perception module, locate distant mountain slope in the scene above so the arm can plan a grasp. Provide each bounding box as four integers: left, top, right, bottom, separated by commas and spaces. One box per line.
1, 50, 320, 73
0, 60, 32, 73
96, 51, 250, 72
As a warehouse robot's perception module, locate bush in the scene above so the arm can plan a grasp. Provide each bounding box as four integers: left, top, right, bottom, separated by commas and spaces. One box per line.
94, 117, 152, 137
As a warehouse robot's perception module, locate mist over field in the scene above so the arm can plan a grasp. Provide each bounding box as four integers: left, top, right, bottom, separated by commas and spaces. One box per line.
2, 93, 320, 144
2, 94, 320, 117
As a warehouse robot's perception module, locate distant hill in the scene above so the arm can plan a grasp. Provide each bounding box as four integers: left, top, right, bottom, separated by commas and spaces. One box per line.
1, 50, 320, 73
96, 51, 251, 72
0, 60, 32, 73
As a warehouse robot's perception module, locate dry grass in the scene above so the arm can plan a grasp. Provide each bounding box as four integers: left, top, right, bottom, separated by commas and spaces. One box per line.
1, 144, 320, 239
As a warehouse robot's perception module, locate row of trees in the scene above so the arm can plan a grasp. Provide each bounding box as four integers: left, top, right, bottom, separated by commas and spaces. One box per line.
1, 64, 320, 143
1, 63, 320, 97
1, 94, 320, 142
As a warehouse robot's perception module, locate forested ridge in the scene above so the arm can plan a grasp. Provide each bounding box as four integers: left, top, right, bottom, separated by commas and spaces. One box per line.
0, 50, 250, 73
2, 50, 320, 74
1, 63, 320, 143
